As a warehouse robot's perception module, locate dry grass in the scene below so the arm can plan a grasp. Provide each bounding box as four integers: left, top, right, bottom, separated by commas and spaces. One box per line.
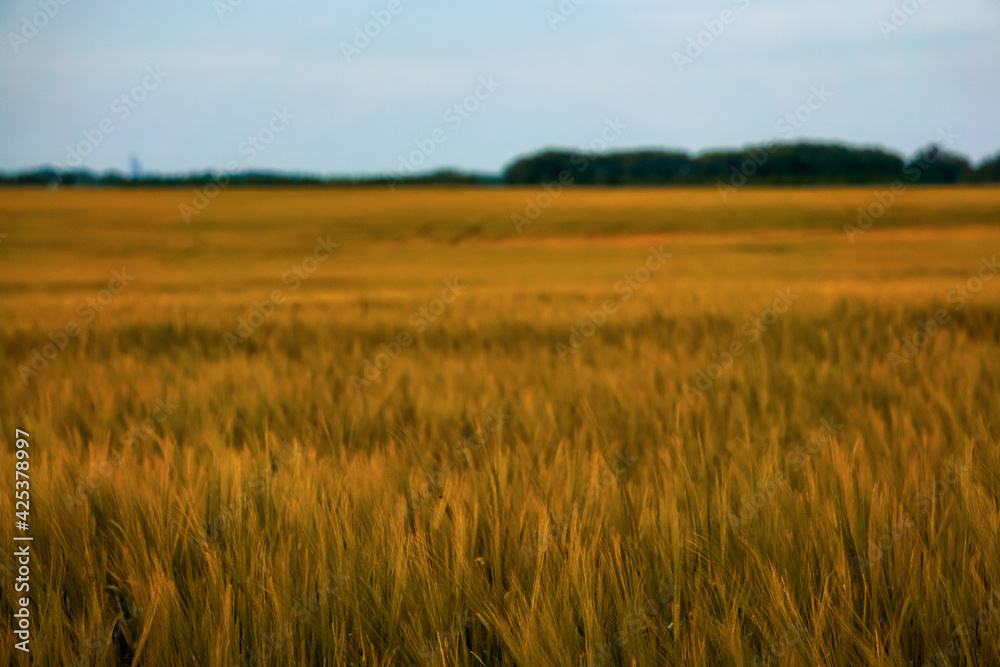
1, 186, 999, 666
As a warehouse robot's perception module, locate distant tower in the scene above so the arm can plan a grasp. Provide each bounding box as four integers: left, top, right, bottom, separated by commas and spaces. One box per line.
129, 155, 142, 180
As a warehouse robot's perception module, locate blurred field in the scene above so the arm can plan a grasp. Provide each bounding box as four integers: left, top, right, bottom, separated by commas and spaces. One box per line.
1, 186, 999, 666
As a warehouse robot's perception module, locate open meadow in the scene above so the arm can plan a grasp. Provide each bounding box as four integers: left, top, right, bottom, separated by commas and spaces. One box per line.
1, 186, 999, 666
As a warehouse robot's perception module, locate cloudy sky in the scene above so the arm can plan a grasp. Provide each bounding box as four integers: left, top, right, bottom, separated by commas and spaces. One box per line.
1, 0, 998, 176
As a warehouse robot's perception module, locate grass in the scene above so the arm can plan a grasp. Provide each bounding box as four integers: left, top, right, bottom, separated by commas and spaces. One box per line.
1, 186, 999, 666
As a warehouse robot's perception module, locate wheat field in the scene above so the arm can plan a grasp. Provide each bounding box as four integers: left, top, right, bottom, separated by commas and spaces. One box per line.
1, 186, 999, 666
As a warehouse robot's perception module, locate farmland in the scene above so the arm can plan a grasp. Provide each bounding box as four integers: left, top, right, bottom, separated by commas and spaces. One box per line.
1, 186, 999, 666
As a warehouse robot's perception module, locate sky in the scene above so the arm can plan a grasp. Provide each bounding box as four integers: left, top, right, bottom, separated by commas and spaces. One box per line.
1, 0, 998, 177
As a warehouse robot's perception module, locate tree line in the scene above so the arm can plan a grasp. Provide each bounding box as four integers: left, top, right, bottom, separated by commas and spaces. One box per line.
503, 143, 1000, 186
3, 142, 998, 187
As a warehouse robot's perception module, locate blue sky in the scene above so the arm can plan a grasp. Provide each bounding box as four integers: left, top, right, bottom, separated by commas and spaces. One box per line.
1, 0, 998, 176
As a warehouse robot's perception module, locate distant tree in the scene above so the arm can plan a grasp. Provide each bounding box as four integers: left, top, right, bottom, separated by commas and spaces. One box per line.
969, 152, 1000, 183
904, 145, 973, 184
